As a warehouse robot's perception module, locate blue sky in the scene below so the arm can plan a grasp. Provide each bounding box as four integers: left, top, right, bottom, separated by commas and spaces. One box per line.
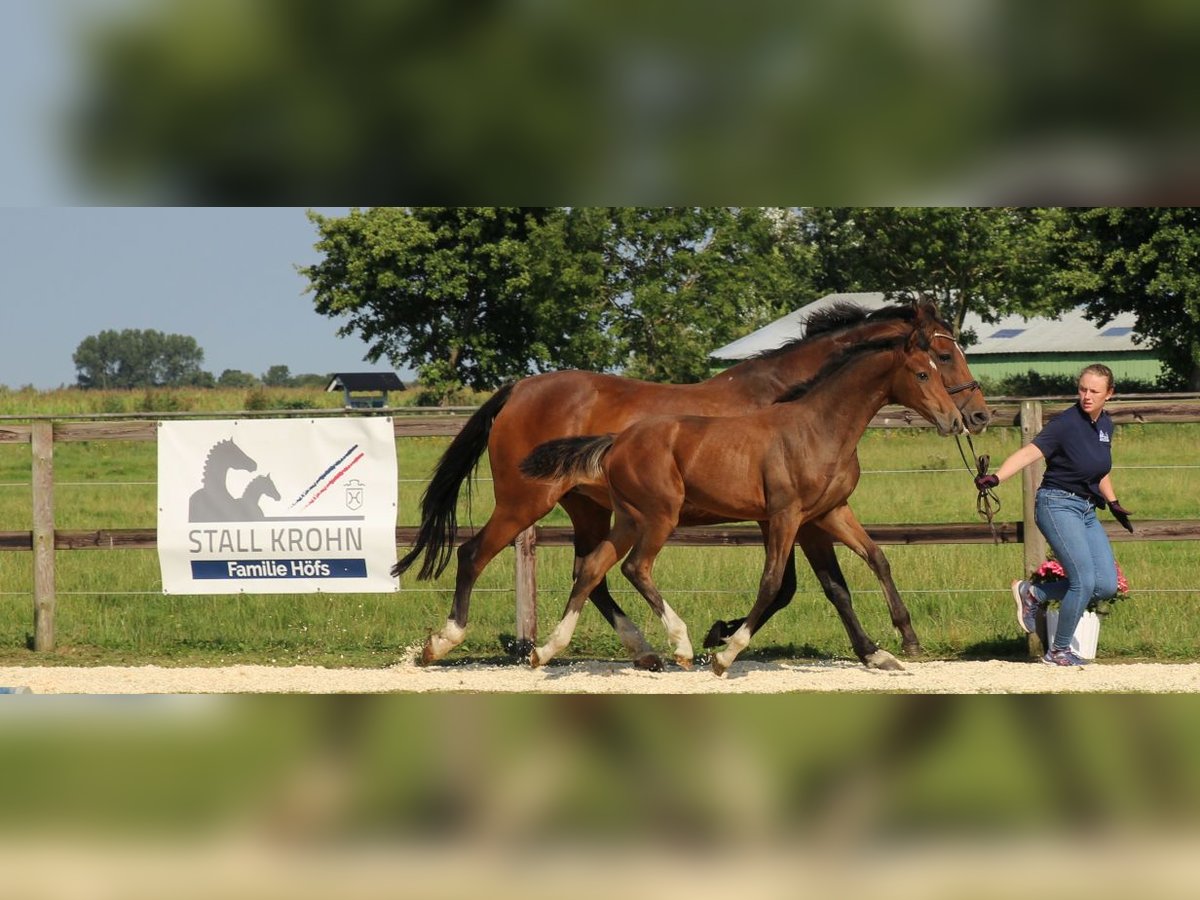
0, 207, 405, 389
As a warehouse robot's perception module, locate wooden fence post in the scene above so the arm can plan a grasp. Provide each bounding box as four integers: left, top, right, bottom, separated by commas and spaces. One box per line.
1019, 399, 1046, 576
1019, 400, 1047, 658
514, 526, 538, 646
31, 421, 55, 651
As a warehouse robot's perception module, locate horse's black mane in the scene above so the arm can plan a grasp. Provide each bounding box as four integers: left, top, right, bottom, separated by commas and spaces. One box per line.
749, 299, 943, 362
773, 336, 907, 404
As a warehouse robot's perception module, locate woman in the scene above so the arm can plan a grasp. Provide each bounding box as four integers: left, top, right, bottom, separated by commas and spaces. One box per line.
975, 364, 1133, 666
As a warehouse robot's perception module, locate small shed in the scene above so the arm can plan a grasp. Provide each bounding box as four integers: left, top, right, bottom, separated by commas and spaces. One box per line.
325, 372, 406, 409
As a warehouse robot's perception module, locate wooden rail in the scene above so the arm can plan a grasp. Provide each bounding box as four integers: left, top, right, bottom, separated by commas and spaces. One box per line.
2, 398, 1198, 652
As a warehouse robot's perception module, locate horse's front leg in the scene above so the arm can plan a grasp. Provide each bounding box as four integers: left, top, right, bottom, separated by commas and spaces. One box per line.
798, 518, 900, 670
812, 505, 913, 666
702, 522, 797, 649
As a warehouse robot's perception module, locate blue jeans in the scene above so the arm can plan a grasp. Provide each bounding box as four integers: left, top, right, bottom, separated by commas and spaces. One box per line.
1030, 488, 1119, 650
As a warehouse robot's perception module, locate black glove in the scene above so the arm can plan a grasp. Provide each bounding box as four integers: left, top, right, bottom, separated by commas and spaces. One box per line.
974, 473, 999, 491
1109, 499, 1134, 533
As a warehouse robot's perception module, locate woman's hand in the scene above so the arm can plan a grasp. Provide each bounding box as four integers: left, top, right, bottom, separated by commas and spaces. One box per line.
1108, 499, 1134, 533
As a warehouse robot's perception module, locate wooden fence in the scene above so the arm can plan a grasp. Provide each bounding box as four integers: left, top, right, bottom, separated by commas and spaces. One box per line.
2, 398, 1199, 652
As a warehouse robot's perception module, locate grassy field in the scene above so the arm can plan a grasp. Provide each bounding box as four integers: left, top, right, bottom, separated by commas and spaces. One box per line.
1, 388, 1198, 666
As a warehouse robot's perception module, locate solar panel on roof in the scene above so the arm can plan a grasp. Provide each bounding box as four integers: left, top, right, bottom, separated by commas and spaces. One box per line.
989, 328, 1025, 338
1101, 326, 1133, 337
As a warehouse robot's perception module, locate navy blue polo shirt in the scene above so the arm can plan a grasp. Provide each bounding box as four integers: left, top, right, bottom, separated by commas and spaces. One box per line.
1032, 402, 1113, 505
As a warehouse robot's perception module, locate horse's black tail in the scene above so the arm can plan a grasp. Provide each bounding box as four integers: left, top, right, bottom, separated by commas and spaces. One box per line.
519, 434, 615, 486
393, 382, 515, 580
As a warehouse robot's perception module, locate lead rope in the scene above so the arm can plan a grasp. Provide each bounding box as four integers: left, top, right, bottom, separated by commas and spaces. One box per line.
956, 432, 1001, 544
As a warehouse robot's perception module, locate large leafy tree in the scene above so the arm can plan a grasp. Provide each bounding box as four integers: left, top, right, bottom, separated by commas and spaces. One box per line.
73, 329, 208, 388
303, 207, 817, 397
803, 207, 1053, 343
304, 207, 616, 398
1042, 207, 1200, 390
613, 207, 814, 381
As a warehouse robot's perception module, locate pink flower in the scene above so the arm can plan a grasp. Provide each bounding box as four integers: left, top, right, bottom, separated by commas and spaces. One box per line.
1116, 562, 1129, 596
1034, 559, 1066, 581
1032, 555, 1131, 600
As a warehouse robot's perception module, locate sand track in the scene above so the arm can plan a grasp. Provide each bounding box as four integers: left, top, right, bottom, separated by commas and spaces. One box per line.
2, 655, 1197, 694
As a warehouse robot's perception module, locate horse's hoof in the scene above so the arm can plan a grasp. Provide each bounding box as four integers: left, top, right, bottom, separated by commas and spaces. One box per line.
634, 652, 664, 672
673, 655, 694, 670
711, 657, 728, 677
902, 642, 923, 658
507, 637, 534, 661
530, 648, 545, 668
702, 621, 728, 649
864, 649, 904, 671
419, 641, 438, 666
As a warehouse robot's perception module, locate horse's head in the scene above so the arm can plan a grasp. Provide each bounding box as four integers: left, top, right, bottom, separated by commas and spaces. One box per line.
214, 438, 257, 472
892, 321, 964, 436
902, 301, 989, 434
253, 474, 281, 502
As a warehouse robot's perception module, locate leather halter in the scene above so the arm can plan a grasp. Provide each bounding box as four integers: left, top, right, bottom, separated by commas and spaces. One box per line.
931, 331, 980, 396
928, 331, 1000, 541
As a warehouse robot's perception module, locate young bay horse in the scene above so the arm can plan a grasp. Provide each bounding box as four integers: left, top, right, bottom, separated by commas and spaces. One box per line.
395, 300, 989, 667
519, 319, 964, 673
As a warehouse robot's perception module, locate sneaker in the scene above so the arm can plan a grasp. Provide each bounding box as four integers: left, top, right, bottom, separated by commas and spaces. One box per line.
1011, 579, 1040, 634
1042, 648, 1087, 667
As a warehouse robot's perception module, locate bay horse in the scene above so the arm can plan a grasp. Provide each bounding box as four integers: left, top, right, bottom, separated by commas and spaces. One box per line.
519, 318, 963, 673
395, 299, 988, 667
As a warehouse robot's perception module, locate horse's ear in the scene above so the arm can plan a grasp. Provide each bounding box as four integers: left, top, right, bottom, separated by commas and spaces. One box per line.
904, 319, 932, 352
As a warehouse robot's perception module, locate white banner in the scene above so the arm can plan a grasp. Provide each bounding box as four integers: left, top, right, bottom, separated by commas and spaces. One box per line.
157, 418, 397, 594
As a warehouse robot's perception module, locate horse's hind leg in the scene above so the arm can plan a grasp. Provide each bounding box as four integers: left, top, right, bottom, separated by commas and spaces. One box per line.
531, 519, 636, 668
423, 504, 551, 664
559, 493, 659, 669
619, 523, 694, 669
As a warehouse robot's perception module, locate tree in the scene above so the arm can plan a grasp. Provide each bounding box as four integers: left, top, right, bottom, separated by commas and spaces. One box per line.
217, 369, 259, 388
304, 207, 617, 399
803, 207, 1052, 343
73, 329, 208, 388
613, 207, 816, 381
261, 364, 293, 387
1042, 208, 1200, 390
303, 207, 817, 398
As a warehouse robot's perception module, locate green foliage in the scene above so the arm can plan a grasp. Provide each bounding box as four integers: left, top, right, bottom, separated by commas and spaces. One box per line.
261, 364, 293, 386
304, 207, 817, 398
977, 370, 1163, 398
614, 207, 815, 382
73, 328, 210, 389
217, 369, 259, 388
803, 207, 1053, 342
1041, 208, 1200, 390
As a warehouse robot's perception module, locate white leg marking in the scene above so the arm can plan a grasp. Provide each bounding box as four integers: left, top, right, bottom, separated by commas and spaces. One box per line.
865, 648, 904, 671
713, 623, 751, 673
426, 619, 466, 660
532, 608, 581, 667
658, 601, 693, 663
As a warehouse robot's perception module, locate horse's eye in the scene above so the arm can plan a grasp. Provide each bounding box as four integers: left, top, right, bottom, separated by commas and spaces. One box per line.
916, 371, 929, 381
938, 353, 953, 364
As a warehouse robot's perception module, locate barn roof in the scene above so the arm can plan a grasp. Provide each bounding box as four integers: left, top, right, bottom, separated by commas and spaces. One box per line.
325, 372, 407, 392
709, 292, 1145, 360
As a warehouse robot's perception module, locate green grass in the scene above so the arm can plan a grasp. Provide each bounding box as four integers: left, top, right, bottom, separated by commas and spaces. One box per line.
0, 400, 1197, 667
